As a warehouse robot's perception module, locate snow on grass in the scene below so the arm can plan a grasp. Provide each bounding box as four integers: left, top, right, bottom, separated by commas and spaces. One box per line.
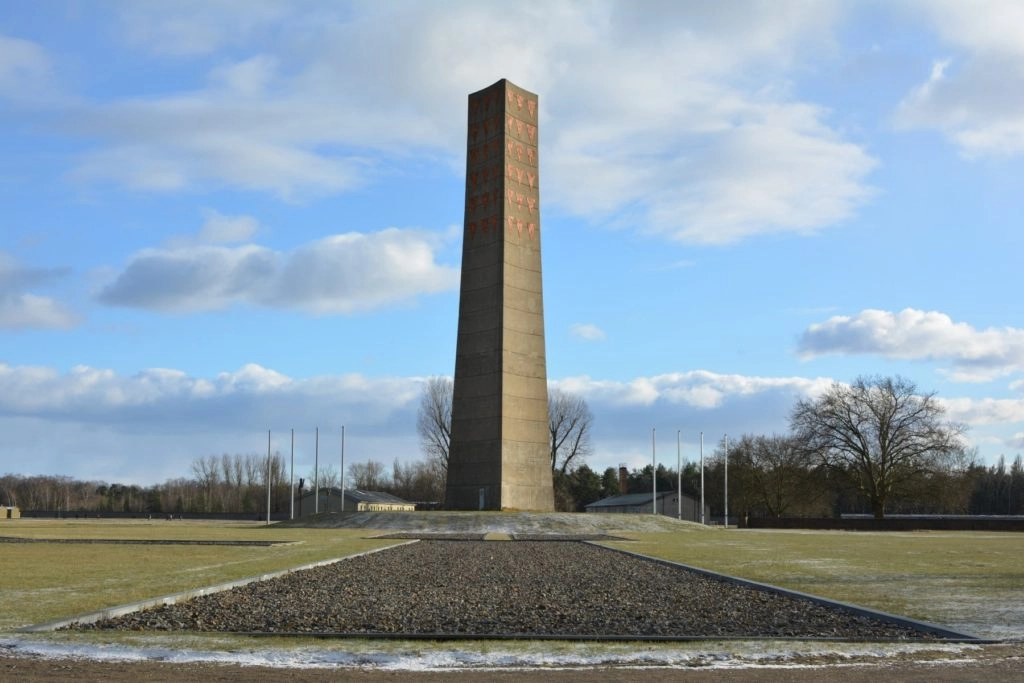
0, 634, 985, 672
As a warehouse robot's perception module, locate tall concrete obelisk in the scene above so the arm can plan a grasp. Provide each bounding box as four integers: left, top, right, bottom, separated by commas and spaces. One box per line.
445, 79, 554, 511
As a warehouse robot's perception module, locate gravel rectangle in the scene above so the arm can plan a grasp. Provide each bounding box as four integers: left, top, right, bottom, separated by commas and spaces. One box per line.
73, 541, 938, 640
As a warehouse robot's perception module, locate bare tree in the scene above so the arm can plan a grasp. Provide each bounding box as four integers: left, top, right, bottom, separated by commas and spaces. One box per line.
315, 464, 340, 490
417, 377, 453, 474
190, 455, 221, 512
791, 375, 966, 520
392, 458, 444, 503
418, 378, 594, 480
548, 387, 593, 475
730, 434, 826, 518
349, 460, 389, 490
0, 474, 18, 507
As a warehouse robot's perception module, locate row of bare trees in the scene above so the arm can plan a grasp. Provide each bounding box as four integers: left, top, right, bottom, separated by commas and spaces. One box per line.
189, 453, 289, 513
1, 453, 291, 515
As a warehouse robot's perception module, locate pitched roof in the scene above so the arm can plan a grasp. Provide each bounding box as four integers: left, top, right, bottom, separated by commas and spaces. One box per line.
307, 487, 412, 504
344, 489, 412, 504
585, 491, 678, 508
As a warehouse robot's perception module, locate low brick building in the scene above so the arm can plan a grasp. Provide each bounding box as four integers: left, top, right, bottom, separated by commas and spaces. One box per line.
295, 488, 415, 516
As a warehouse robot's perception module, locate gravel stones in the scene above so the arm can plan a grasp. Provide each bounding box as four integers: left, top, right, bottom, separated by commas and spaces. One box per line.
74, 540, 936, 640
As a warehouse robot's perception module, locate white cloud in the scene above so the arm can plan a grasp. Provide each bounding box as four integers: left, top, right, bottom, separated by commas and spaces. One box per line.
0, 361, 421, 427
940, 396, 1024, 427
57, 2, 872, 241
799, 308, 1024, 382
555, 371, 831, 415
70, 109, 367, 199
549, 93, 875, 246
207, 55, 279, 97
570, 323, 606, 341
0, 253, 78, 330
97, 228, 458, 314
0, 34, 50, 100
0, 293, 78, 330
198, 209, 259, 244
0, 361, 425, 482
115, 0, 293, 58
895, 1, 1024, 156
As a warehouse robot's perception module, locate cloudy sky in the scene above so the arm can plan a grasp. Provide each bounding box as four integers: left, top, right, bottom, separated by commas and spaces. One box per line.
2, 1, 1023, 485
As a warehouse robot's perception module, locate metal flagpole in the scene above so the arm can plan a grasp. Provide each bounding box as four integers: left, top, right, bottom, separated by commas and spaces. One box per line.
700, 431, 705, 525
651, 427, 656, 515
340, 425, 346, 514
724, 434, 729, 528
314, 427, 319, 515
265, 430, 272, 526
677, 430, 681, 520
289, 429, 294, 520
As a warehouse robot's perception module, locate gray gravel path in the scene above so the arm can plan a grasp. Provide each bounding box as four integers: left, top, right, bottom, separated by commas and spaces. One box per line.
72, 541, 939, 640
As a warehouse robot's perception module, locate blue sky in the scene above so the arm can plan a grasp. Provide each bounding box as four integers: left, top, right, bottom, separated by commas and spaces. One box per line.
2, 1, 1023, 485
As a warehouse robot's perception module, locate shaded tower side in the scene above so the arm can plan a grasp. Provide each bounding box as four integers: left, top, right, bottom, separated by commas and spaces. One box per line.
445, 79, 554, 511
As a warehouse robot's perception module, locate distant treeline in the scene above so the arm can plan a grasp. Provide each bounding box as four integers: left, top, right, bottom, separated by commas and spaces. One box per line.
3, 450, 1022, 518
0, 452, 444, 515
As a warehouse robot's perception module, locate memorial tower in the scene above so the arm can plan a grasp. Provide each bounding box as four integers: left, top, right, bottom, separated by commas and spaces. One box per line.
444, 79, 554, 511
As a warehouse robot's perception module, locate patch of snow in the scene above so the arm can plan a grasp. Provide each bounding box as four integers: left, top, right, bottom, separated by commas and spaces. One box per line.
0, 635, 983, 672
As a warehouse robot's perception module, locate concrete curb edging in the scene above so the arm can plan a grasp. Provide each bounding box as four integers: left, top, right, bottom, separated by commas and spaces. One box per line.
16, 540, 416, 633
594, 541, 996, 643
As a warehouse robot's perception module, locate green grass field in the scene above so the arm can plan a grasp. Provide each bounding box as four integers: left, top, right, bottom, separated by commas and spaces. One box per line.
604, 526, 1024, 639
0, 519, 401, 630
2, 517, 1022, 640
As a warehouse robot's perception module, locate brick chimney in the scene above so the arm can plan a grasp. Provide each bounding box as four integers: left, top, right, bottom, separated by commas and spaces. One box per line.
618, 464, 628, 494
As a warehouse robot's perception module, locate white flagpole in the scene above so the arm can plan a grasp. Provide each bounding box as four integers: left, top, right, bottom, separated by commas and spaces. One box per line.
652, 427, 657, 515
700, 431, 705, 525
340, 425, 346, 513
